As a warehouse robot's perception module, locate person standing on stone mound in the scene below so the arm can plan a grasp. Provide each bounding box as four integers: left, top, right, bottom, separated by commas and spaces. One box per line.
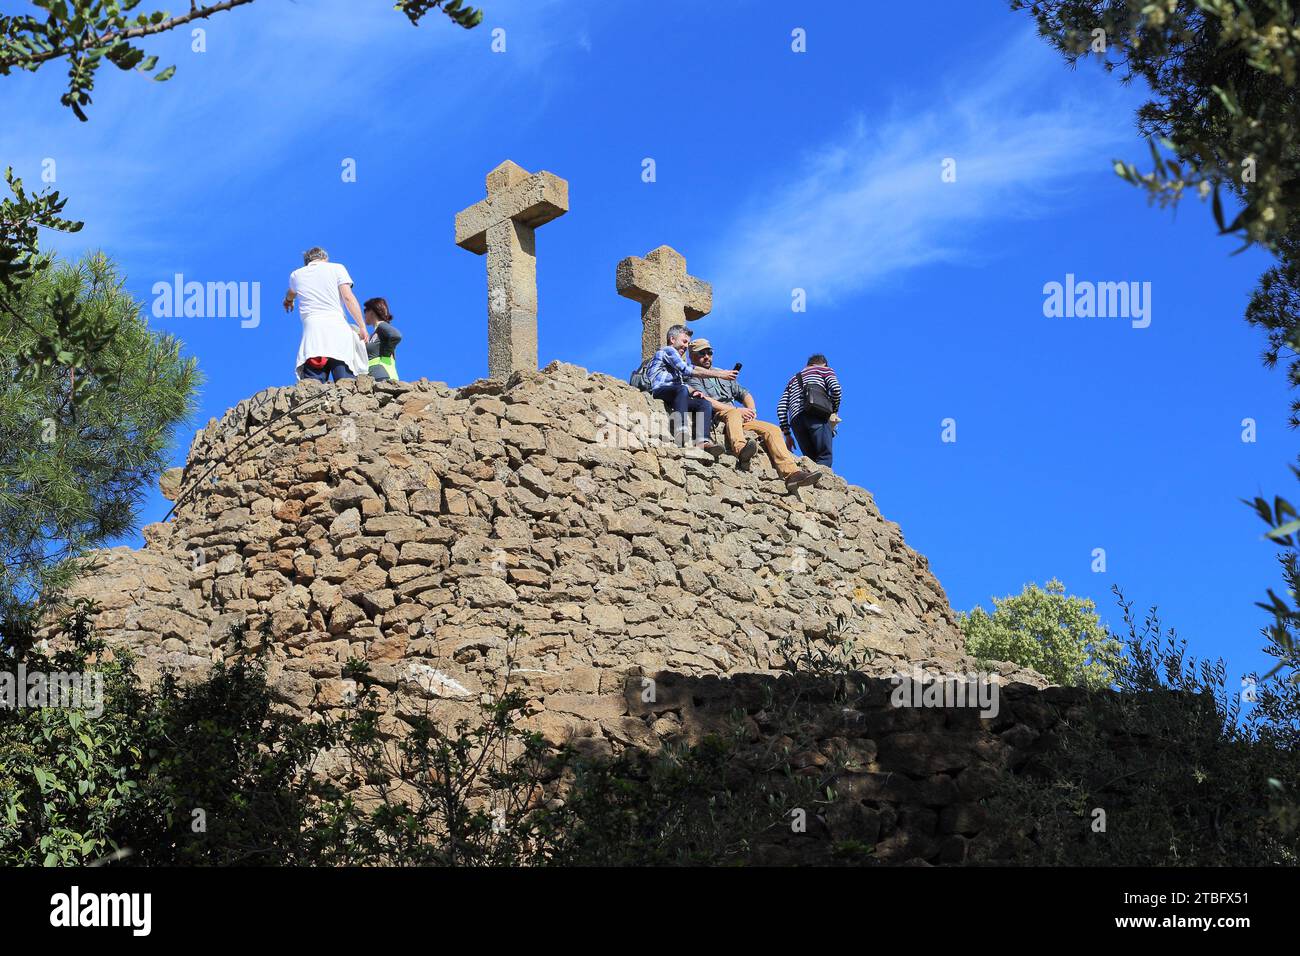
685, 337, 822, 492
647, 324, 735, 451
361, 296, 403, 382
777, 353, 842, 468
282, 246, 369, 383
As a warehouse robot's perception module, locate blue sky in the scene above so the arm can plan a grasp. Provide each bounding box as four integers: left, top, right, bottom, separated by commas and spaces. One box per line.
2, 0, 1291, 683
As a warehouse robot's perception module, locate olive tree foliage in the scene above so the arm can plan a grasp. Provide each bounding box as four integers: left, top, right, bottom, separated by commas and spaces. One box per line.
1013, 0, 1300, 670
2, 617, 815, 867
1243, 482, 1300, 677
1013, 1, 1297, 248
1013, 0, 1300, 415
0, 1, 484, 121
982, 588, 1300, 865
960, 579, 1126, 689
0, 168, 104, 407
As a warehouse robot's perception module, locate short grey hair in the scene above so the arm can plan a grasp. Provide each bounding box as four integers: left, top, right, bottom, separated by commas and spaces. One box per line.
665, 324, 690, 344
302, 246, 329, 265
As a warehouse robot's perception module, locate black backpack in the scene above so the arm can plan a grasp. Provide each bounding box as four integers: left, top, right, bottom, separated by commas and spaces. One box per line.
798, 369, 835, 421
629, 357, 654, 392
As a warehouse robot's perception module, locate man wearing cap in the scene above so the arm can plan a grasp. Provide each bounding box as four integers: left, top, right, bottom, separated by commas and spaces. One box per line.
686, 338, 822, 492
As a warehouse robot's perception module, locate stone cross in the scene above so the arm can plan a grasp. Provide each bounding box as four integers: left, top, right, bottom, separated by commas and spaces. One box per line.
455, 160, 569, 379
616, 245, 713, 360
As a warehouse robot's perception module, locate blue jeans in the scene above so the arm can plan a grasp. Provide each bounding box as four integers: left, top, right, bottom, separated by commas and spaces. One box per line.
299, 358, 355, 382
791, 412, 833, 467
652, 383, 713, 446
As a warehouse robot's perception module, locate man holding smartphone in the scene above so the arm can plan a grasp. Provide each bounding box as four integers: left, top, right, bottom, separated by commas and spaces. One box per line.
687, 339, 821, 492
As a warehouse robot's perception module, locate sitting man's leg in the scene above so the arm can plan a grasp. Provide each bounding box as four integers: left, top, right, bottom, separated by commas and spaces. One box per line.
329, 359, 356, 382
686, 395, 714, 445
744, 418, 822, 488
716, 406, 749, 455
743, 419, 800, 479
651, 384, 691, 445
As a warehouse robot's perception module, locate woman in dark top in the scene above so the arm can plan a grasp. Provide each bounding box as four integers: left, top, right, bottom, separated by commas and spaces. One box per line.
362, 297, 403, 381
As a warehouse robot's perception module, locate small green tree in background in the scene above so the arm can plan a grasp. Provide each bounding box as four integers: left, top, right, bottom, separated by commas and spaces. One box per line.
0, 251, 197, 631
960, 580, 1125, 688
0, 601, 149, 865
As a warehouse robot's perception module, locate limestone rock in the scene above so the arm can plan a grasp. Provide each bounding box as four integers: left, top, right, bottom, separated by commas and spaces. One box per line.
159, 466, 184, 501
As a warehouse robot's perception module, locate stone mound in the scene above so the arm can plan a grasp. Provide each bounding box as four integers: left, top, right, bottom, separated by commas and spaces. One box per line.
55, 361, 1044, 752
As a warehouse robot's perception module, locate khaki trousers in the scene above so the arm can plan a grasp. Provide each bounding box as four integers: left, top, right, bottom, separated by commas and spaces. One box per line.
716, 406, 800, 479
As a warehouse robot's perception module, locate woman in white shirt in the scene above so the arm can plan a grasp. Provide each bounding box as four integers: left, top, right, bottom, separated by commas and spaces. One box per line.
282, 247, 369, 382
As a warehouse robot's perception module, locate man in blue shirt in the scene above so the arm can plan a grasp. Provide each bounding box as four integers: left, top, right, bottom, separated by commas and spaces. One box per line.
647, 324, 736, 450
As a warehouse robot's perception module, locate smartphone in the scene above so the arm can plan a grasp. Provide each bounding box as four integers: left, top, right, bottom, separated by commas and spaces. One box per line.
733, 363, 743, 372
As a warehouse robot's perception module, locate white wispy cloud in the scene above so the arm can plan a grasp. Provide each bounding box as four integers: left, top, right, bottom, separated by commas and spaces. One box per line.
702, 32, 1139, 328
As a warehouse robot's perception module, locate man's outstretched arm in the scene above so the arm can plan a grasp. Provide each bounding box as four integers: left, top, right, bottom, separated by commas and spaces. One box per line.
338, 283, 367, 339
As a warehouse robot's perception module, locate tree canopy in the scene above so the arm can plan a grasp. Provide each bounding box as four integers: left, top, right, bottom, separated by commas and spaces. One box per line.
0, 0, 483, 121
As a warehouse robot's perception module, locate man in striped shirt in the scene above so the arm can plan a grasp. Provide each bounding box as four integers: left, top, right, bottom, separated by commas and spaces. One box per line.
777, 354, 841, 468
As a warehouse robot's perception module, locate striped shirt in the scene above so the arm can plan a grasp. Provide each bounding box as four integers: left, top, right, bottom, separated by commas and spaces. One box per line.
777, 365, 842, 432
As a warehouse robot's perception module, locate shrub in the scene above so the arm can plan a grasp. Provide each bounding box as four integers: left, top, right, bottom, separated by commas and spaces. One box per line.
981, 588, 1300, 865
960, 579, 1125, 688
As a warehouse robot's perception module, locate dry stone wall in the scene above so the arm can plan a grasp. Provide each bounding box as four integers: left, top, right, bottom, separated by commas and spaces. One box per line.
657, 671, 1131, 865
57, 361, 1043, 759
